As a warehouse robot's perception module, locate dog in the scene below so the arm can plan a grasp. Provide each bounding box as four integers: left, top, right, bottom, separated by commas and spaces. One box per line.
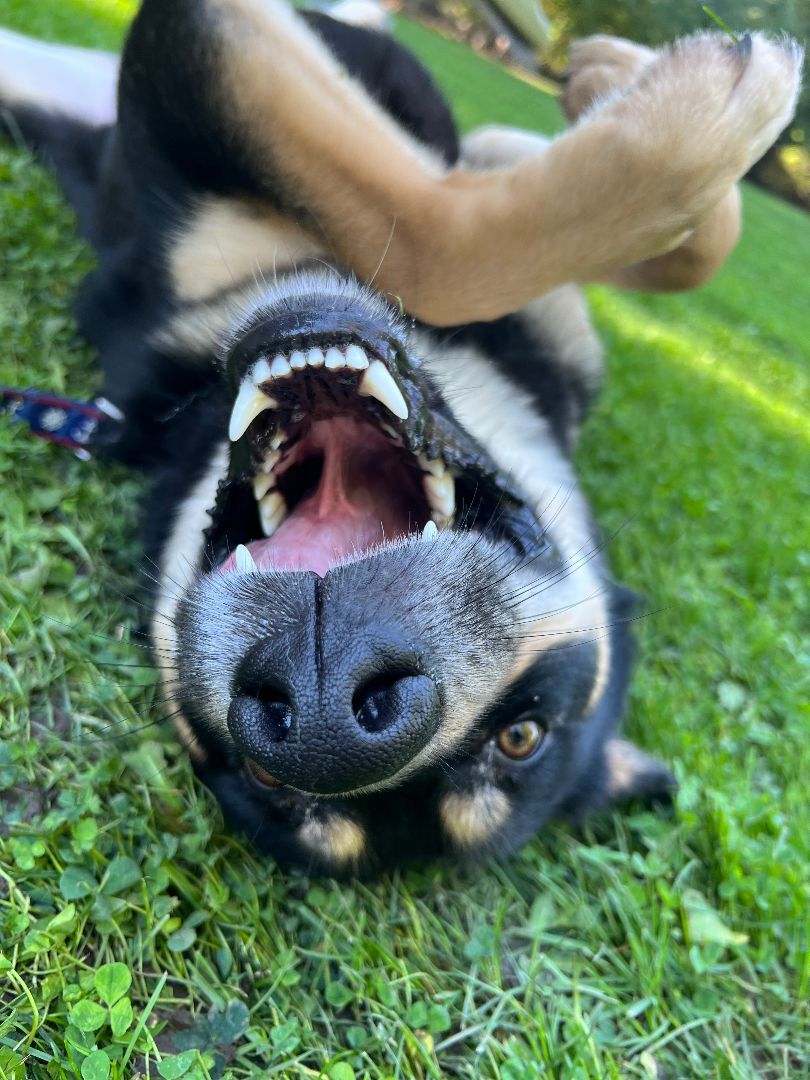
0, 0, 801, 872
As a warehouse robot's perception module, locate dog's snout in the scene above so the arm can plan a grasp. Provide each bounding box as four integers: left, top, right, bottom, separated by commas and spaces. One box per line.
226, 580, 441, 794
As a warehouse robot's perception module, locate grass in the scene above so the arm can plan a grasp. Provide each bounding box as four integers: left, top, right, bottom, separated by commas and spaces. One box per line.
1, 2, 809, 1077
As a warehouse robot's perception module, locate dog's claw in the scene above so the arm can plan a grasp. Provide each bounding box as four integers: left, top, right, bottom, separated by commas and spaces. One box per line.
733, 32, 753, 61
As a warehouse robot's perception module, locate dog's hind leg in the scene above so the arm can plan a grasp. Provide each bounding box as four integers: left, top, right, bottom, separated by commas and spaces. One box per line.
0, 29, 119, 235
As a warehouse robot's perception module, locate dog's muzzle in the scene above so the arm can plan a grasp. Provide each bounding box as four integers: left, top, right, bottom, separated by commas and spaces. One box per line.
227, 572, 441, 794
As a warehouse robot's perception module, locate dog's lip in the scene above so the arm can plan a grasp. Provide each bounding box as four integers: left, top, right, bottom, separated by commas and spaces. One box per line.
243, 758, 285, 790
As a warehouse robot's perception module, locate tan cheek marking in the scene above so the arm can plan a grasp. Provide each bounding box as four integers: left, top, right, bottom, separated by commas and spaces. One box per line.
170, 197, 324, 303
151, 627, 208, 763
585, 631, 611, 715
507, 592, 609, 688
150, 445, 229, 759
440, 786, 511, 848
298, 816, 367, 865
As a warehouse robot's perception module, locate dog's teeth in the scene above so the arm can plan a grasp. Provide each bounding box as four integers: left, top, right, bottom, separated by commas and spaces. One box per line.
325, 347, 346, 370
307, 347, 325, 368
422, 520, 438, 542
289, 349, 307, 371
259, 490, 287, 537
253, 357, 272, 384
424, 471, 455, 525
345, 344, 369, 371
358, 360, 409, 420
253, 473, 276, 500
418, 455, 446, 479
229, 380, 278, 441
235, 544, 258, 573
258, 450, 281, 475
270, 354, 292, 379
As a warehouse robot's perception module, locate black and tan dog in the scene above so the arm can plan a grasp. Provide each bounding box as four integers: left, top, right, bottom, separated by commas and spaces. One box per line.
0, 1, 801, 872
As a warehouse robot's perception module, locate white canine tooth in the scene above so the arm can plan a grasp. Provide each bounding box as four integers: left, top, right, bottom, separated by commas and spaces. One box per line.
253, 473, 276, 500
307, 347, 325, 368
424, 471, 455, 524
325, 347, 346, 370
422, 520, 438, 542
229, 380, 278, 442
345, 344, 369, 371
258, 450, 281, 474
289, 350, 307, 371
235, 544, 257, 574
270, 354, 292, 379
252, 357, 272, 385
259, 490, 287, 537
358, 359, 409, 421
269, 432, 285, 452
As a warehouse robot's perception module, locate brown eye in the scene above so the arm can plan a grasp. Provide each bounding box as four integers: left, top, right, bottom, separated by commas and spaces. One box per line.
496, 719, 545, 760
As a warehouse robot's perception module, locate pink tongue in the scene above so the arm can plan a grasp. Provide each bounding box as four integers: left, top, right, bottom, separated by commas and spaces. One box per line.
243, 502, 398, 577
221, 418, 416, 577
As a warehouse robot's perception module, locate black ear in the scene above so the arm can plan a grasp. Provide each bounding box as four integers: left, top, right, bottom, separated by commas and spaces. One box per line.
603, 739, 676, 803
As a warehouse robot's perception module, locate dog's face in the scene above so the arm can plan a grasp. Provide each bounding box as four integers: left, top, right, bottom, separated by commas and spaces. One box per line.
155, 271, 669, 873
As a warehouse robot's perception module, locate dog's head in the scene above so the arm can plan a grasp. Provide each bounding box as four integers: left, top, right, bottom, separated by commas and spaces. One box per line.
154, 271, 672, 872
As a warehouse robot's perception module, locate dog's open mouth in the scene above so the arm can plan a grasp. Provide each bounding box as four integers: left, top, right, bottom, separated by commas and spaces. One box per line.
217, 341, 450, 576
203, 298, 544, 581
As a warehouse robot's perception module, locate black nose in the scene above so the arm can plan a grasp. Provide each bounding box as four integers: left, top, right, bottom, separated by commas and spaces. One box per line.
227, 575, 441, 794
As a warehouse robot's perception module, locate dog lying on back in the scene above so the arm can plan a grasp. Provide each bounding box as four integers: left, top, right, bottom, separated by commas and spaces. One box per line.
0, 1, 801, 872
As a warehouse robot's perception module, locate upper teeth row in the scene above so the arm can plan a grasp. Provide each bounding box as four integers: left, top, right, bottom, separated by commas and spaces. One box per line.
228, 345, 409, 442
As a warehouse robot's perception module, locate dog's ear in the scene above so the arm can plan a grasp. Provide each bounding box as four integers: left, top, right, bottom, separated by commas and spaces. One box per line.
603, 738, 675, 804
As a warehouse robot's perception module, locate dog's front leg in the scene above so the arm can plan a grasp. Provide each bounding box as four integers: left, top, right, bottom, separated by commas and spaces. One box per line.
121, 2, 802, 325
421, 31, 801, 322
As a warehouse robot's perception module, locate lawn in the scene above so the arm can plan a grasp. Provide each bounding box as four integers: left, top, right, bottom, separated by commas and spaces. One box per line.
1, 3, 808, 1078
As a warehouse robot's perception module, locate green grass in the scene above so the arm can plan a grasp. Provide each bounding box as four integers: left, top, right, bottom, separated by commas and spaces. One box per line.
1, 3, 809, 1077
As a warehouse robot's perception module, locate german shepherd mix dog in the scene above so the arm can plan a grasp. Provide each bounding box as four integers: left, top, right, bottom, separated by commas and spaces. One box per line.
0, 1, 801, 872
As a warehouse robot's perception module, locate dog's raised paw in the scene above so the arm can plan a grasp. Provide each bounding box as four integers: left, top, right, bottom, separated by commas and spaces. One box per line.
606, 31, 804, 224
562, 34, 656, 122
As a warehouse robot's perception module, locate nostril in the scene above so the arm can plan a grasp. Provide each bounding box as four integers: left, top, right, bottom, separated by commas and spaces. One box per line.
229, 683, 293, 742
353, 673, 411, 733
255, 687, 293, 741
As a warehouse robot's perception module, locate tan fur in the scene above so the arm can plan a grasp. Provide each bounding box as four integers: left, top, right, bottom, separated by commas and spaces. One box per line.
170, 197, 324, 303
200, 2, 800, 325
562, 35, 745, 294
298, 815, 366, 864
519, 286, 604, 401
151, 443, 230, 762
604, 738, 663, 799
604, 186, 741, 291
562, 35, 656, 123
440, 786, 511, 847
